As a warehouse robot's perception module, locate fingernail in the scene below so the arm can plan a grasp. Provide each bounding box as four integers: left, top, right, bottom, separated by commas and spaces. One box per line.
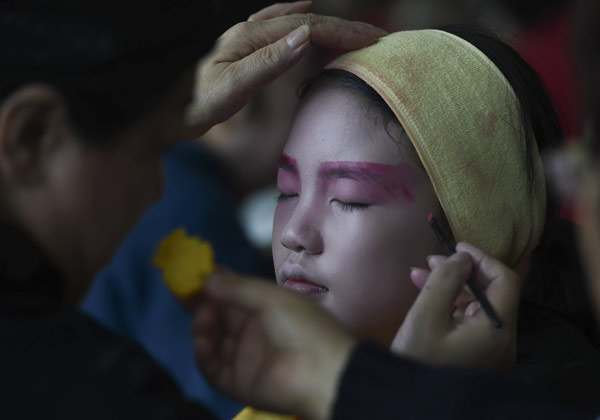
286, 25, 310, 49
465, 301, 481, 317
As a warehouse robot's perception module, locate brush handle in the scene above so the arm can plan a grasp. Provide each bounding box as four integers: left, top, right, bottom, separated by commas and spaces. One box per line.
466, 277, 503, 328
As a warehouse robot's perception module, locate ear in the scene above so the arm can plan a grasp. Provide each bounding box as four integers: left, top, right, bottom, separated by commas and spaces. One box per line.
0, 85, 70, 184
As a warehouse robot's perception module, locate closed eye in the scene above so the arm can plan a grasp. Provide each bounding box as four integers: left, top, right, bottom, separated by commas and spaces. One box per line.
333, 200, 369, 212
276, 192, 298, 202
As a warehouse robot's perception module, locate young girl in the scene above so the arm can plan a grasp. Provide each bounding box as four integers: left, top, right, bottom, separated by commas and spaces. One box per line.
269, 25, 600, 410
273, 26, 545, 345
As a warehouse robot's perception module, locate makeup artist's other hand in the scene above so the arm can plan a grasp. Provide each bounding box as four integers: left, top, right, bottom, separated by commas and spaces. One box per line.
392, 242, 520, 368
184, 1, 387, 138
193, 270, 356, 420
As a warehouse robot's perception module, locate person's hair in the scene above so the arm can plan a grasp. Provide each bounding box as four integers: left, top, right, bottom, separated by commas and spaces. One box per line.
0, 1, 216, 144
299, 24, 596, 337
0, 67, 190, 146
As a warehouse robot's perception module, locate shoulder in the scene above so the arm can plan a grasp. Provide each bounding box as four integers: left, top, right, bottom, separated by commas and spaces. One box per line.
0, 309, 216, 419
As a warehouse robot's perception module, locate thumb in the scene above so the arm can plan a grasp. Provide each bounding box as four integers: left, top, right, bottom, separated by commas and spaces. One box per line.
410, 252, 473, 325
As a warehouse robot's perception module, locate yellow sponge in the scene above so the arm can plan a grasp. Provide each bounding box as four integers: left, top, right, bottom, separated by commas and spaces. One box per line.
154, 229, 215, 298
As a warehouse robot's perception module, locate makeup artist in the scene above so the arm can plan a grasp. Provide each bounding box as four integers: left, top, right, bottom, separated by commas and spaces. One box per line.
0, 1, 386, 418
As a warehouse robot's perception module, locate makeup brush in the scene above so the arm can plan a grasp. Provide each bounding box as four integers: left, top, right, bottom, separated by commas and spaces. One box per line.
428, 213, 502, 328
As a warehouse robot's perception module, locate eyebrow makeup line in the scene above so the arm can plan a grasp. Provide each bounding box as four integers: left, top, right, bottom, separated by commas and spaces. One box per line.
278, 154, 298, 173
318, 161, 415, 202
277, 155, 417, 203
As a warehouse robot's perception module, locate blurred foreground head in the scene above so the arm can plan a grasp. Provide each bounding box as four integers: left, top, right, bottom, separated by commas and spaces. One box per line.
0, 1, 217, 303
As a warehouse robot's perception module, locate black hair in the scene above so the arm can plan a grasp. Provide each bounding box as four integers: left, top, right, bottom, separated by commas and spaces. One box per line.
0, 1, 217, 144
299, 25, 596, 336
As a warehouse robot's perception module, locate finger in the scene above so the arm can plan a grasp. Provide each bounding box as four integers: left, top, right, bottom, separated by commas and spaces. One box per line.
248, 1, 312, 21
204, 268, 292, 313
222, 25, 311, 109
410, 267, 430, 289
426, 254, 448, 270
193, 299, 220, 335
456, 241, 520, 324
195, 335, 231, 390
456, 242, 506, 288
454, 285, 476, 311
464, 300, 482, 317
193, 301, 227, 360
237, 14, 387, 55
195, 332, 218, 363
410, 252, 473, 325
195, 295, 256, 348
180, 293, 204, 313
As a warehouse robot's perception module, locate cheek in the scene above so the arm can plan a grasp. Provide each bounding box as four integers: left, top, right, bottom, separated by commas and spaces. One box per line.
320, 210, 432, 338
72, 152, 160, 238
327, 216, 412, 286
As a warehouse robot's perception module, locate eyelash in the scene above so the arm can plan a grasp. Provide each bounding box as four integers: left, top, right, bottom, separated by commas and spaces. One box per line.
337, 201, 369, 212
276, 193, 297, 202
276, 194, 369, 212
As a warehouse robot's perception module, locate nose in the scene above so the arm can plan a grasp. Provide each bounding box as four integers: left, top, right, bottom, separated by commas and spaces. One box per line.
280, 205, 324, 255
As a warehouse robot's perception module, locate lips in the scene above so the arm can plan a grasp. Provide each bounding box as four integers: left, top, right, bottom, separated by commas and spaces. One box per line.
283, 277, 328, 296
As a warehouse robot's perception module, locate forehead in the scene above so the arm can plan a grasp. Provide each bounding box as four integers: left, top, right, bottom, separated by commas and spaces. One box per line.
285, 88, 409, 166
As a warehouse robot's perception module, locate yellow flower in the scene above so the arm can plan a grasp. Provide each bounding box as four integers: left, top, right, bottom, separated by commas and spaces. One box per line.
154, 229, 215, 298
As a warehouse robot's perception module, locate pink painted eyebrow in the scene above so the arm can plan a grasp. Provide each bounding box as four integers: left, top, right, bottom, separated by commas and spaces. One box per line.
318, 161, 415, 201
277, 154, 297, 173
318, 161, 395, 182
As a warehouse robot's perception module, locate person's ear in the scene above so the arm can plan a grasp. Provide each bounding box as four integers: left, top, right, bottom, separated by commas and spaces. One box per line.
0, 85, 70, 184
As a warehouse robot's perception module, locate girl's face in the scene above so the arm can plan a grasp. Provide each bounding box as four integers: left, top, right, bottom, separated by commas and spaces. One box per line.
272, 88, 441, 344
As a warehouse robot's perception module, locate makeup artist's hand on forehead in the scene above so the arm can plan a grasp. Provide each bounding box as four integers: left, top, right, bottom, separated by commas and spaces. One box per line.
391, 242, 520, 368
184, 1, 387, 138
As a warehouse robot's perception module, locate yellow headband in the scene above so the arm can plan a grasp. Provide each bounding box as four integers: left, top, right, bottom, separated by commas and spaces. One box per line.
327, 30, 546, 266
